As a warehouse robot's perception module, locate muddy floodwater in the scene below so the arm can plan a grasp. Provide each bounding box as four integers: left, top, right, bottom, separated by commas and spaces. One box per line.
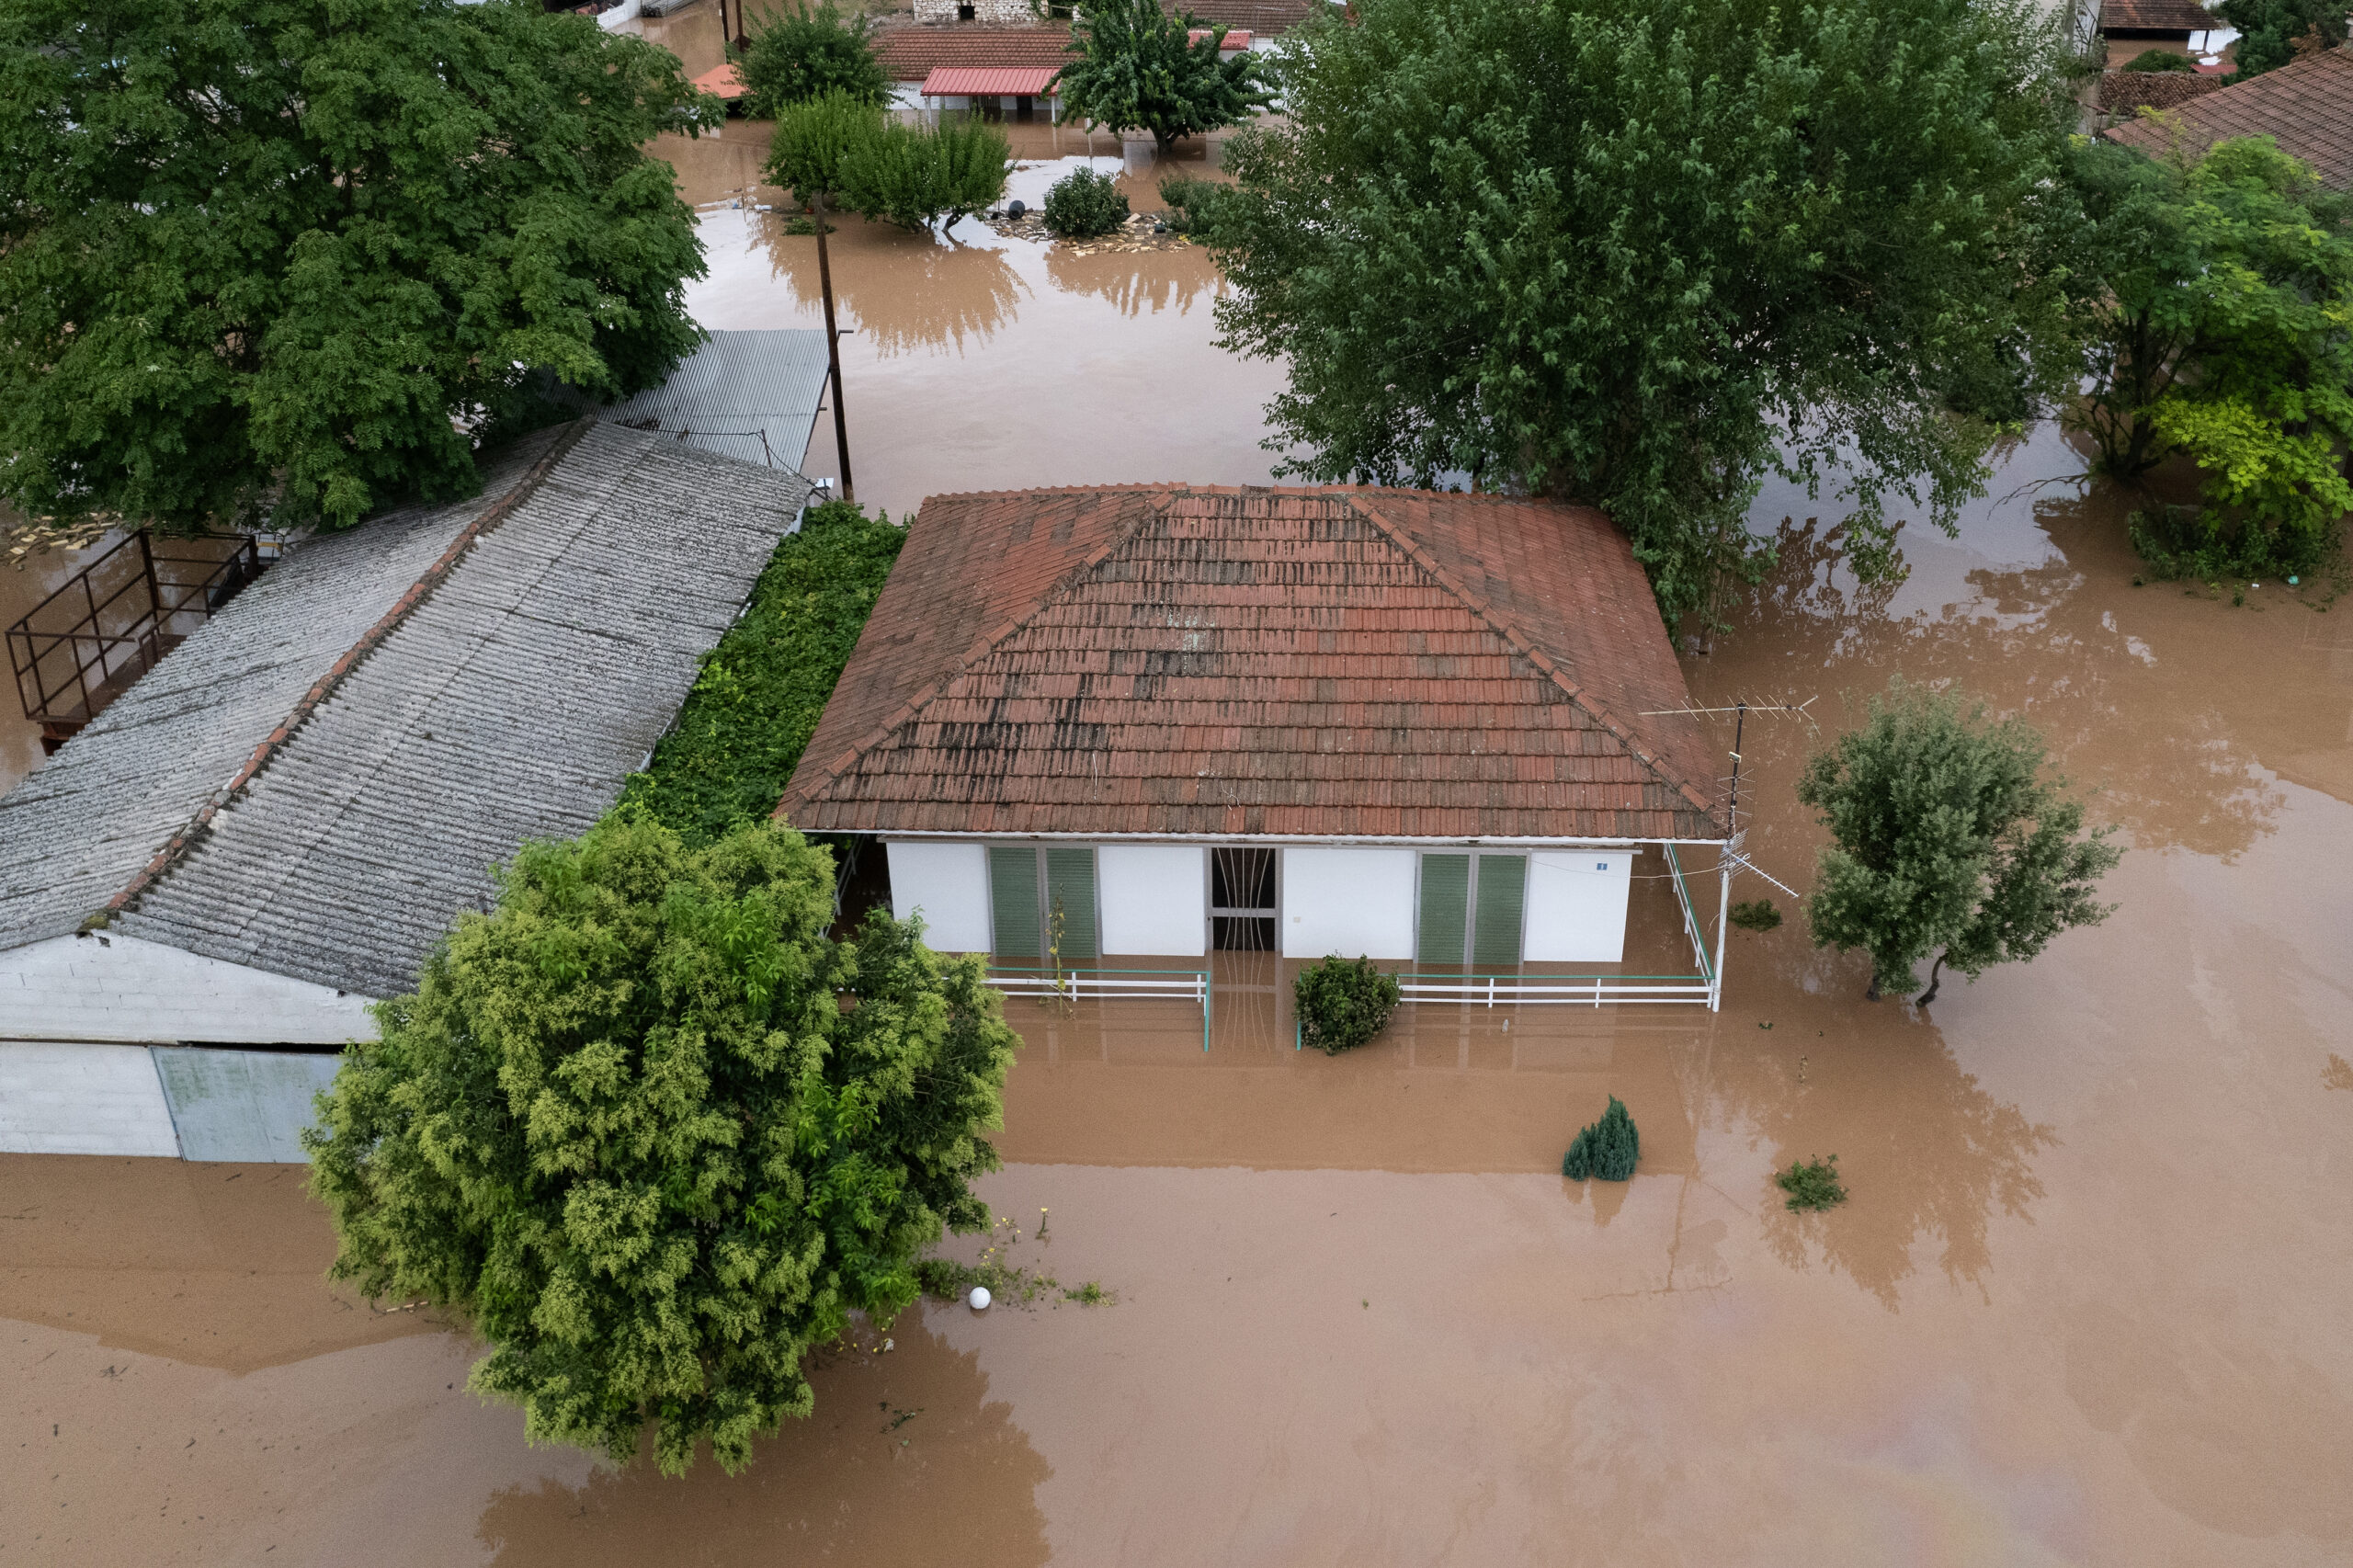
6, 44, 2353, 1561
7, 397, 2351, 1561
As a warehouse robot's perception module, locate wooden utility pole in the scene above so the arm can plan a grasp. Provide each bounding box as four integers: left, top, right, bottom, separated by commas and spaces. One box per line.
812, 193, 855, 502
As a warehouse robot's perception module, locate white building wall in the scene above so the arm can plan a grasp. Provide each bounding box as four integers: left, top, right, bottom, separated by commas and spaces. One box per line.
0, 933, 380, 1047
1281, 846, 1417, 960
1098, 845, 1205, 955
0, 1040, 180, 1156
885, 840, 994, 952
1524, 850, 1636, 962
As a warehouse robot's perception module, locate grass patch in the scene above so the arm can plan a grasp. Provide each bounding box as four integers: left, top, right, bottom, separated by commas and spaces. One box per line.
1776, 1153, 1847, 1211
619, 500, 903, 845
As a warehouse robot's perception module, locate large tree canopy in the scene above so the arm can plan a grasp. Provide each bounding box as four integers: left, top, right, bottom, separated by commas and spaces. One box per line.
0, 0, 718, 534
306, 816, 1018, 1475
1206, 0, 2084, 624
1057, 0, 1274, 154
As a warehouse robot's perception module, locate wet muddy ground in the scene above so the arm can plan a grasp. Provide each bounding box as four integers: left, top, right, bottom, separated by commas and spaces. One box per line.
6, 44, 2353, 1563
7, 413, 2351, 1562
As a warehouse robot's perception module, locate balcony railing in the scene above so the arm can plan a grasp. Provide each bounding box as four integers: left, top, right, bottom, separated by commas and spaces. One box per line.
7, 530, 264, 752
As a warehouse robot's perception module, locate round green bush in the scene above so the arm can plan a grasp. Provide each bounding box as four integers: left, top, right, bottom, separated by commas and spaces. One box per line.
1293, 955, 1402, 1053
2120, 48, 2196, 72
1563, 1096, 1639, 1181
1040, 167, 1130, 239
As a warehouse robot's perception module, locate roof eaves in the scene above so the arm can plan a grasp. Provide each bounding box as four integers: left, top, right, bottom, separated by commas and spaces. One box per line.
91, 418, 596, 931
1342, 492, 1729, 835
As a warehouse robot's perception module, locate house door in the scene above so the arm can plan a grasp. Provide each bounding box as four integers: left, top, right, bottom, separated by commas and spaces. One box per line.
1210, 846, 1278, 950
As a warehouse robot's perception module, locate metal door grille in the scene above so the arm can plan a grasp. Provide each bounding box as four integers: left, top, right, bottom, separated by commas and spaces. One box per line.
1210, 846, 1277, 951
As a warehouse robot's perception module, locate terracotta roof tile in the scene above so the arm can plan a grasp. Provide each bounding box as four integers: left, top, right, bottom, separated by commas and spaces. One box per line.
781, 486, 1726, 843
872, 26, 1075, 82
2099, 0, 2216, 32
2106, 49, 2353, 190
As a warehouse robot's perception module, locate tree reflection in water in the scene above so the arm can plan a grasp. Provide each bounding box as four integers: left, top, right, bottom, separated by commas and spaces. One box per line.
1044, 246, 1219, 318
763, 224, 1030, 358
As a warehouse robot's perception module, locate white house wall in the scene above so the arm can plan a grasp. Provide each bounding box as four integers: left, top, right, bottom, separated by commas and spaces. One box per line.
1281, 846, 1417, 960
1524, 851, 1636, 963
0, 933, 380, 1047
1098, 845, 1206, 955
885, 840, 993, 952
0, 1040, 179, 1156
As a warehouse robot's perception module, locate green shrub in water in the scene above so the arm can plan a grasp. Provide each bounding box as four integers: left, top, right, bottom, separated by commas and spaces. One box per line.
1157, 174, 1233, 236
1729, 898, 1783, 932
2119, 48, 2197, 71
1293, 955, 1402, 1053
1776, 1153, 1847, 1211
1041, 167, 1130, 239
1563, 1096, 1639, 1181
838, 114, 1008, 232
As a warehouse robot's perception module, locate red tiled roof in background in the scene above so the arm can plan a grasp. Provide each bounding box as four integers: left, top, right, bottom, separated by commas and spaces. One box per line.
873, 26, 1075, 83
920, 65, 1063, 96
1165, 0, 1322, 35
781, 487, 1729, 844
693, 63, 745, 100
1188, 27, 1254, 47
2098, 0, 2215, 31
2106, 48, 2353, 190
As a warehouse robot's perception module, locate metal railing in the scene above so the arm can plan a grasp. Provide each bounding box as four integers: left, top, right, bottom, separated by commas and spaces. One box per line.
1397, 971, 1715, 1006
7, 530, 263, 744
986, 965, 1213, 1051
1662, 842, 1719, 994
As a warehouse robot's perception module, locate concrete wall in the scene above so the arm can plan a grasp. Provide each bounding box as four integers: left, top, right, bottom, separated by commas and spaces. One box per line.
1281, 846, 1417, 960
1099, 845, 1206, 955
0, 933, 380, 1046
1524, 850, 1635, 963
0, 1040, 179, 1156
885, 840, 993, 952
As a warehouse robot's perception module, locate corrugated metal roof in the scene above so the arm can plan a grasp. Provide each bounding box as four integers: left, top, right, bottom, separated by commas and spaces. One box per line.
598, 329, 833, 472
919, 66, 1063, 96
0, 423, 814, 999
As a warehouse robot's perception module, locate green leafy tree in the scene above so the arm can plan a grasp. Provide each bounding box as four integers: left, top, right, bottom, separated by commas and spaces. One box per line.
2213, 0, 2346, 79
1204, 0, 2085, 625
1041, 167, 1131, 239
1057, 0, 1274, 154
304, 815, 1018, 1475
736, 0, 890, 118
765, 90, 884, 211
0, 0, 717, 534
839, 115, 1010, 233
1797, 678, 2121, 1004
2066, 137, 2353, 574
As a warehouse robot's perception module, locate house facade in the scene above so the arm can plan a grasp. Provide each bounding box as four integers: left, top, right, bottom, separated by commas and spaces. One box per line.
781, 485, 1734, 1004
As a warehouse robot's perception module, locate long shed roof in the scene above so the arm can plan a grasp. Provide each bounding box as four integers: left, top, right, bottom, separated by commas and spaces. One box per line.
0, 421, 812, 997
780, 485, 1728, 843
2105, 48, 2353, 190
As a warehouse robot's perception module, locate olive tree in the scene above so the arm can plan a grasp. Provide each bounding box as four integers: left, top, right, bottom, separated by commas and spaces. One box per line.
1797, 679, 2121, 1004
305, 815, 1017, 1475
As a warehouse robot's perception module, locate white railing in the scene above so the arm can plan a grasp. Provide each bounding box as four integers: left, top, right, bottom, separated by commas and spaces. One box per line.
1397, 973, 1715, 1006
986, 967, 1212, 1049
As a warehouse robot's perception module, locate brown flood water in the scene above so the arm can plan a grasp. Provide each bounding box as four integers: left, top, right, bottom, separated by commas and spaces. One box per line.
6, 405, 2351, 1562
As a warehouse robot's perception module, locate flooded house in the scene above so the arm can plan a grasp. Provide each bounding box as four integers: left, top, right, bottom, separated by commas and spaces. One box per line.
0, 410, 815, 1062
780, 484, 1738, 1006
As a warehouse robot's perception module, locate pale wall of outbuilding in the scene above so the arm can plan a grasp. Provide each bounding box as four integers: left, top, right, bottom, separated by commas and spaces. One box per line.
0, 933, 378, 1047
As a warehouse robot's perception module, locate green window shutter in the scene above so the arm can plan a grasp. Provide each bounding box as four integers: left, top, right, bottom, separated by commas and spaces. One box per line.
1472, 854, 1528, 969
1416, 853, 1470, 967
989, 846, 1040, 958
1045, 846, 1098, 963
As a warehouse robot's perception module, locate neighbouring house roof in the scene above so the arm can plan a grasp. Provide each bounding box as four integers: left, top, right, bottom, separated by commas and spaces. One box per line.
694, 62, 746, 100
2106, 48, 2353, 189
874, 27, 1074, 84
0, 421, 813, 997
1165, 0, 1323, 35
1188, 27, 1253, 46
920, 65, 1063, 96
2098, 0, 2214, 32
596, 329, 832, 472
780, 486, 1728, 844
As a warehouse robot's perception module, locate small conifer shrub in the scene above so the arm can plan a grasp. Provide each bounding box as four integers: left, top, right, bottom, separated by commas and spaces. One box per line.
1776, 1154, 1847, 1211
1041, 167, 1129, 239
1730, 898, 1783, 932
1562, 1096, 1639, 1180
1293, 955, 1402, 1053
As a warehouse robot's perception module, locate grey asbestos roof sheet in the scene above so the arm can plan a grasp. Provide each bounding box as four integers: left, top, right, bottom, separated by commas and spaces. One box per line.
600, 329, 833, 472
0, 422, 812, 998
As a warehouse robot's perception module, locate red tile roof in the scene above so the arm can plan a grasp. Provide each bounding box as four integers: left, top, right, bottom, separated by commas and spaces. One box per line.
693, 63, 746, 100
920, 65, 1063, 96
2098, 0, 2215, 32
1165, 0, 1321, 35
873, 26, 1076, 83
780, 486, 1728, 843
2106, 48, 2353, 190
